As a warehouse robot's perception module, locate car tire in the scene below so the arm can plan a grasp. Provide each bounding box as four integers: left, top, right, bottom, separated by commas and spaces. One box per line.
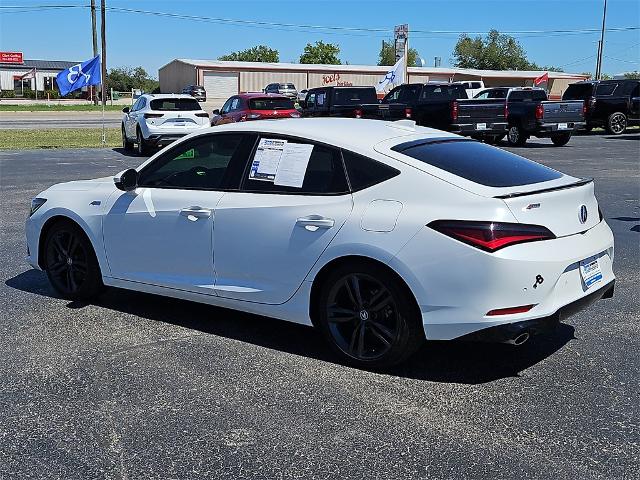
484, 134, 505, 145
551, 132, 572, 146
122, 125, 134, 151
315, 262, 424, 368
43, 221, 104, 301
606, 112, 627, 135
136, 127, 150, 156
507, 125, 528, 146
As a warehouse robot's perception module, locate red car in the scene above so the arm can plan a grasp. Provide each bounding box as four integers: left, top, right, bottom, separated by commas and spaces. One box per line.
211, 93, 300, 126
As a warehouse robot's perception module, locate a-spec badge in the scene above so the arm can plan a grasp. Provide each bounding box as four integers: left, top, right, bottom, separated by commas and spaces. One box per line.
579, 205, 588, 224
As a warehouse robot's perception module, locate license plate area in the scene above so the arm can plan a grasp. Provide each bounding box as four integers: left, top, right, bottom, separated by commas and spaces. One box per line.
475, 123, 487, 130
579, 255, 603, 289
558, 123, 568, 130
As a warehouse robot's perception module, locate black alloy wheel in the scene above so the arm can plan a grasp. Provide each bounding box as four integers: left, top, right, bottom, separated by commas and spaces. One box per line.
136, 128, 149, 155
606, 112, 627, 135
317, 263, 424, 368
507, 125, 527, 146
122, 125, 133, 151
44, 222, 103, 300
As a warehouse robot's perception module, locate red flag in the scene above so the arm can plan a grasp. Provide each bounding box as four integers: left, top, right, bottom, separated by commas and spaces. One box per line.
534, 72, 549, 86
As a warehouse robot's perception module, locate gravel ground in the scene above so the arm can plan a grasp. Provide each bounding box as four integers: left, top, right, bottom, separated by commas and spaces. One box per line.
0, 132, 638, 479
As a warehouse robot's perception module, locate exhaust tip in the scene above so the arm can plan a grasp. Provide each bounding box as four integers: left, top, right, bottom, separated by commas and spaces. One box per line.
513, 332, 530, 346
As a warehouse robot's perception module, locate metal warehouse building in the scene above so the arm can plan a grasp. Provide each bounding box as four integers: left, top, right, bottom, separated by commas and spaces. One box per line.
159, 59, 590, 106
0, 59, 77, 94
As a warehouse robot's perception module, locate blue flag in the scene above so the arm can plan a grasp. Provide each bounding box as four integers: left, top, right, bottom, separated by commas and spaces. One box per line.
56, 55, 101, 96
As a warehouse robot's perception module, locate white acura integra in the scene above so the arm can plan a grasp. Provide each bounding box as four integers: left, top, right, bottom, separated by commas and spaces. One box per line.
25, 118, 615, 367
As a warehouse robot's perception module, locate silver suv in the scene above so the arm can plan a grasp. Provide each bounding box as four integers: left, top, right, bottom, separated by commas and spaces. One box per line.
264, 83, 298, 100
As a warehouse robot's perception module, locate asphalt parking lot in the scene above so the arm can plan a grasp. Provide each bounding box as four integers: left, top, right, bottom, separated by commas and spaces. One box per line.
1, 132, 638, 479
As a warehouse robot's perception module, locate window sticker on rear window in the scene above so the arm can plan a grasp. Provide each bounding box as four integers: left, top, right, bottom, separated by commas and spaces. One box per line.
249, 138, 287, 182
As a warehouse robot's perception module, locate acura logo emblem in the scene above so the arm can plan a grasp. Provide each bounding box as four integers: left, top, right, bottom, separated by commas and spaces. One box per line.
579, 205, 588, 224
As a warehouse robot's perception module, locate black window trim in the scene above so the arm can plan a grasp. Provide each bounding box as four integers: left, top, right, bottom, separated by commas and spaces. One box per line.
238, 133, 351, 196
136, 132, 259, 192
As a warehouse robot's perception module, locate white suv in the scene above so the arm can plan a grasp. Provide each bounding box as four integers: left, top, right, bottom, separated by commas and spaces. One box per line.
121, 94, 210, 155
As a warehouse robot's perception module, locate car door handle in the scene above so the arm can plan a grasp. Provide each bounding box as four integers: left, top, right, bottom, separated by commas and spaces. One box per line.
180, 206, 212, 218
296, 215, 335, 230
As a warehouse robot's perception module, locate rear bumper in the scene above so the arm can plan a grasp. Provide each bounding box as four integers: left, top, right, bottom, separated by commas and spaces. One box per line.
458, 280, 614, 343
454, 122, 508, 136
536, 121, 586, 135
145, 134, 186, 147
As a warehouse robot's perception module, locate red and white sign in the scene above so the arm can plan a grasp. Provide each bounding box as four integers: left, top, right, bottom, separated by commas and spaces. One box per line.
534, 72, 549, 86
0, 51, 24, 64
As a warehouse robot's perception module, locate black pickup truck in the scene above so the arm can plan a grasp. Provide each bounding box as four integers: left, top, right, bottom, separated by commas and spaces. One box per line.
300, 86, 382, 118
562, 79, 640, 134
377, 83, 508, 142
475, 87, 586, 146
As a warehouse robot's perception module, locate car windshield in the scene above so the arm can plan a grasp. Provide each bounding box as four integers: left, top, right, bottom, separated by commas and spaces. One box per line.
150, 98, 202, 111
333, 88, 377, 105
562, 84, 594, 100
392, 139, 562, 187
249, 97, 295, 110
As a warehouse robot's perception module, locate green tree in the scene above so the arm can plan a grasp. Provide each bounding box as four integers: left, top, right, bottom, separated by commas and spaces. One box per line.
623, 71, 640, 79
218, 45, 279, 62
299, 41, 341, 65
378, 39, 420, 67
453, 29, 536, 70
106, 67, 158, 93
537, 65, 565, 73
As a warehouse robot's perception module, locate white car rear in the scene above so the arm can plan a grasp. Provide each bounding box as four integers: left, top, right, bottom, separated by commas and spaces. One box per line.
121, 94, 209, 155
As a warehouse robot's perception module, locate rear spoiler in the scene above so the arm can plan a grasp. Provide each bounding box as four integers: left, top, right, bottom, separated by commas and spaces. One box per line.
494, 178, 593, 199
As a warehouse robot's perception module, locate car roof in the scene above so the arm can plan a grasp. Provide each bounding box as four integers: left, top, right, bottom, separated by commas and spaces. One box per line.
142, 93, 195, 99
237, 93, 290, 99
202, 118, 457, 155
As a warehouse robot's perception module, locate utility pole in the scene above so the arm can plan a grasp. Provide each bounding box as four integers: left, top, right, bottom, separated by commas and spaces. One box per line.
595, 0, 608, 80
91, 0, 98, 105
100, 0, 107, 106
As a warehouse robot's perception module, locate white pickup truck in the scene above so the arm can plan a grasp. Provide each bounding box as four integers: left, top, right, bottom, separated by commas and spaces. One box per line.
453, 80, 485, 99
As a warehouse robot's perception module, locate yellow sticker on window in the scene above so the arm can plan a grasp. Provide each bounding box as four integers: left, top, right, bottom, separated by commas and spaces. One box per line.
175, 148, 195, 160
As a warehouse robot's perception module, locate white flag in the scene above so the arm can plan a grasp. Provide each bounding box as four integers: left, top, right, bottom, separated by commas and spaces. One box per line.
20, 68, 36, 80
376, 56, 405, 92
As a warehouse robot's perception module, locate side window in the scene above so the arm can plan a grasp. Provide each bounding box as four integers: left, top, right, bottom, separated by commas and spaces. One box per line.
342, 150, 400, 191
242, 138, 348, 195
307, 93, 316, 108
317, 91, 326, 107
131, 98, 143, 111
475, 91, 489, 99
221, 98, 234, 114
138, 97, 147, 110
596, 83, 617, 96
230, 98, 240, 111
631, 83, 640, 97
384, 87, 402, 103
138, 134, 254, 190
401, 85, 420, 102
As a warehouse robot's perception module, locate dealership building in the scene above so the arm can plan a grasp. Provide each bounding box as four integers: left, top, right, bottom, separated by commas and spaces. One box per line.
159, 59, 590, 106
0, 57, 78, 94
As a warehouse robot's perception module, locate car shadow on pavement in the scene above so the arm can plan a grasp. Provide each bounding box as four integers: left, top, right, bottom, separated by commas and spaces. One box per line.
6, 269, 575, 385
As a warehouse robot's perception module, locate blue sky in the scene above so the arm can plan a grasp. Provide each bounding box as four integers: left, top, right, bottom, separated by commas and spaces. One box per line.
0, 0, 638, 77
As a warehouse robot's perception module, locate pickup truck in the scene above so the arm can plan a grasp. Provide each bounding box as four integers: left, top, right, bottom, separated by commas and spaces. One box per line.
377, 83, 508, 142
474, 87, 586, 146
300, 86, 382, 118
562, 79, 640, 134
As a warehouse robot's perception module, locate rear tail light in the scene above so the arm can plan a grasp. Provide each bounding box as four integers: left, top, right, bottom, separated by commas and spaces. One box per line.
487, 305, 535, 316
428, 220, 556, 252
582, 100, 588, 116
354, 108, 363, 118
195, 112, 209, 118
144, 113, 163, 119
289, 111, 301, 118
405, 107, 412, 119
535, 104, 544, 120
451, 101, 458, 121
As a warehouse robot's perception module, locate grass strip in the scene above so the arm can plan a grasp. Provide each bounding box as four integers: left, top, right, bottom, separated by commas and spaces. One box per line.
0, 128, 120, 149
0, 104, 127, 112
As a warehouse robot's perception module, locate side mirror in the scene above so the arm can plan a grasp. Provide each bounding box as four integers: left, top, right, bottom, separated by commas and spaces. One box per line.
212, 109, 220, 115
122, 106, 130, 113
114, 168, 138, 191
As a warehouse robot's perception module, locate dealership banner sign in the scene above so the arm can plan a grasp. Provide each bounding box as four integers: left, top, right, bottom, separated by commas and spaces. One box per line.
0, 51, 24, 64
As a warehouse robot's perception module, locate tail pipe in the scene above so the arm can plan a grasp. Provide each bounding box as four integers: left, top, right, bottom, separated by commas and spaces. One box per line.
502, 331, 530, 346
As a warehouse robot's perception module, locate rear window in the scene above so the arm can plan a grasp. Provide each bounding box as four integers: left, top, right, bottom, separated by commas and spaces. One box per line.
150, 98, 202, 111
595, 83, 617, 96
333, 88, 377, 105
508, 90, 547, 101
392, 139, 562, 187
562, 83, 594, 100
281, 83, 296, 89
421, 85, 468, 100
249, 97, 295, 110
